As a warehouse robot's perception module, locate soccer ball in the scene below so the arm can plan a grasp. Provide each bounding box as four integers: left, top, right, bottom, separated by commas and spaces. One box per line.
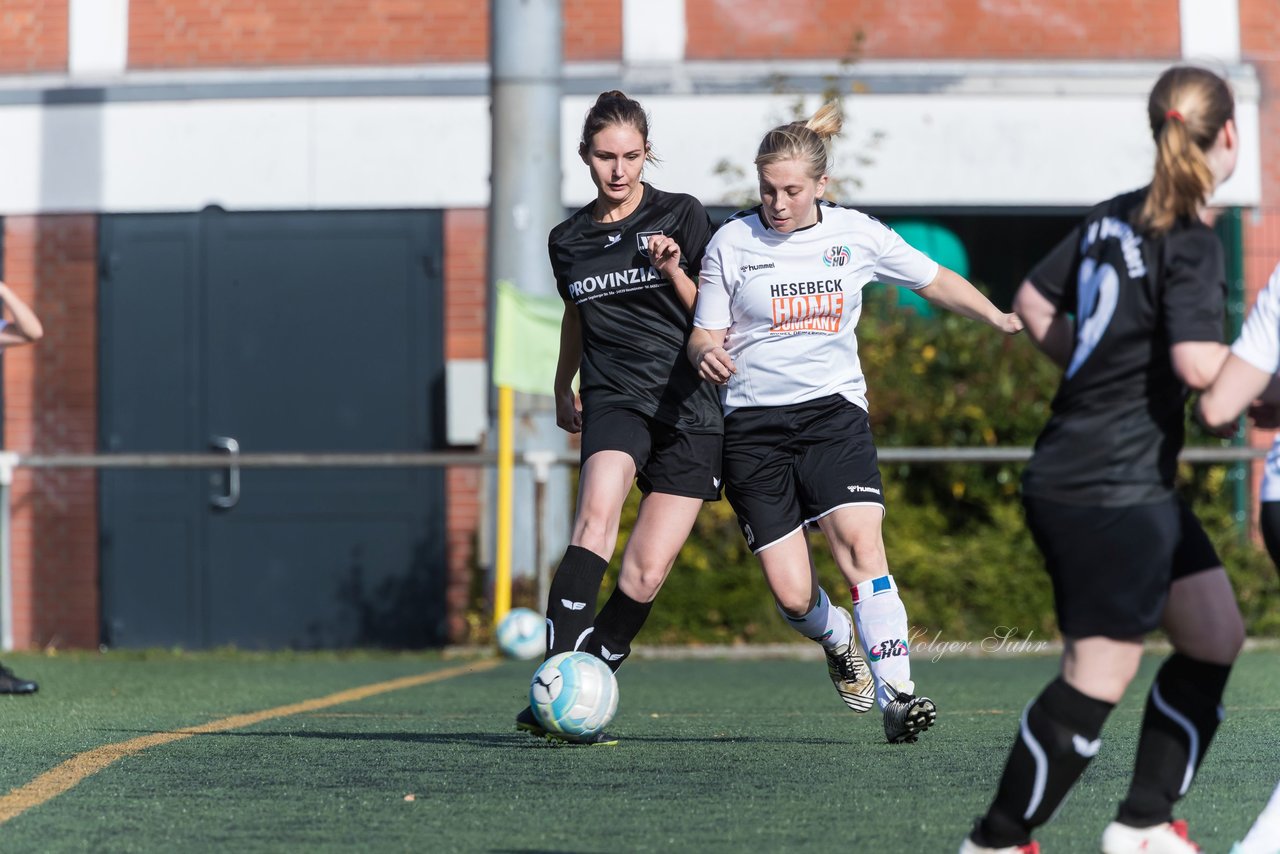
529, 651, 619, 738
495, 608, 545, 660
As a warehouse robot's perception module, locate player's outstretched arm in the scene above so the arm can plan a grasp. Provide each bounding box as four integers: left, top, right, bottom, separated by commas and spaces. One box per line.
916, 267, 1022, 335
0, 282, 43, 347
1012, 279, 1072, 370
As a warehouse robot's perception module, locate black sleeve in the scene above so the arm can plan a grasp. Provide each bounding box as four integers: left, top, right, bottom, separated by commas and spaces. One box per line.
1027, 222, 1084, 309
1162, 227, 1226, 344
548, 232, 570, 302
676, 196, 715, 277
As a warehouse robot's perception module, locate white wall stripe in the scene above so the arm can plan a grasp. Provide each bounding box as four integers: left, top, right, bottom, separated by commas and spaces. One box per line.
0, 73, 1261, 214
623, 0, 686, 66
1180, 0, 1240, 63
69, 0, 130, 77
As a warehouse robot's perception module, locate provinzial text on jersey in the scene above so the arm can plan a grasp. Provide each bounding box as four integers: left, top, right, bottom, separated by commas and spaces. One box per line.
567, 266, 663, 299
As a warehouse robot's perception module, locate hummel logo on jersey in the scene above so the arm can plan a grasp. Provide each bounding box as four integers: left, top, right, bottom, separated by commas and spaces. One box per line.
605, 233, 622, 247
847, 484, 881, 495
1072, 734, 1102, 757
599, 645, 625, 661
560, 599, 587, 611
741, 261, 776, 272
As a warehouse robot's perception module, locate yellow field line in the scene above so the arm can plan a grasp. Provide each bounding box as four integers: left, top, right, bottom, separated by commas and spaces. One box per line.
0, 657, 502, 825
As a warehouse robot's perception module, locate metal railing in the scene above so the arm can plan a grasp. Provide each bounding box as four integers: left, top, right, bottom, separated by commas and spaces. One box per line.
0, 445, 1267, 650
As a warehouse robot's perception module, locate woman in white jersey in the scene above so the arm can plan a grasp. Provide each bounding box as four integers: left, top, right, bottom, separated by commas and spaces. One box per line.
0, 280, 43, 696
689, 102, 1022, 744
1198, 261, 1280, 854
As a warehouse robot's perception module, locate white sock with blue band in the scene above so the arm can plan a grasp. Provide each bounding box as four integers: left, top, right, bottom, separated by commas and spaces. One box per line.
851, 574, 913, 710
777, 587, 851, 650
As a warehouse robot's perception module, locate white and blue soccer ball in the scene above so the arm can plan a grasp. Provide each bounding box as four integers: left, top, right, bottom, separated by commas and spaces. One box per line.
495, 608, 545, 660
529, 651, 619, 737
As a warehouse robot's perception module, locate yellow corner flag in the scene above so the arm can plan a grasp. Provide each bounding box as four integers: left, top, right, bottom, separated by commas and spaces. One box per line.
492, 280, 563, 396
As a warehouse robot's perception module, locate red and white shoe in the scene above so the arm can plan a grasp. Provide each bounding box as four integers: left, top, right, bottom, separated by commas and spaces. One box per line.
1100, 819, 1200, 854
958, 837, 1040, 854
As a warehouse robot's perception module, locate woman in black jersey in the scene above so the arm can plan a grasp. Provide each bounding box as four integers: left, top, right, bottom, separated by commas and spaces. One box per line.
963, 66, 1245, 854
514, 91, 722, 744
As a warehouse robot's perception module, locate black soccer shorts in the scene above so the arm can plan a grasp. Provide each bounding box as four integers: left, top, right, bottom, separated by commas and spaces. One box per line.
580, 405, 722, 500
722, 395, 884, 553
1022, 494, 1222, 638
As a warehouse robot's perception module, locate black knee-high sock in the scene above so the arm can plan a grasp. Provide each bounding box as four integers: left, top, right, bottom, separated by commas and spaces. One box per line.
583, 587, 654, 672
972, 678, 1115, 847
544, 546, 609, 658
1116, 653, 1232, 827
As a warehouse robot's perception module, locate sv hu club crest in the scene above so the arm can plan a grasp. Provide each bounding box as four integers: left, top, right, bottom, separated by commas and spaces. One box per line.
823, 245, 851, 267
819, 243, 849, 267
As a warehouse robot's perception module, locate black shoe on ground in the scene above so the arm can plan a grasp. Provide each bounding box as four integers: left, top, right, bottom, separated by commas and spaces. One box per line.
516, 706, 618, 745
0, 663, 37, 695
515, 706, 545, 737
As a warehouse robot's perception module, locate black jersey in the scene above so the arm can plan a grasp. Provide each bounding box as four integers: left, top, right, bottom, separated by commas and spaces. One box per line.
548, 183, 721, 433
1021, 189, 1226, 505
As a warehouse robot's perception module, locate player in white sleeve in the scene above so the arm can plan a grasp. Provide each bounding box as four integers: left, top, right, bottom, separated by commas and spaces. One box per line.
0, 280, 43, 695
689, 101, 1022, 744
1199, 260, 1280, 854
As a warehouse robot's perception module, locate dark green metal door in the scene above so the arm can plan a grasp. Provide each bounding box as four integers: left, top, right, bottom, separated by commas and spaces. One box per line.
99, 209, 446, 649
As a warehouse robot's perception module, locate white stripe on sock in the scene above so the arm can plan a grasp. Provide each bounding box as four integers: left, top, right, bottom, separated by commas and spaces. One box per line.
1151, 682, 1198, 796
1019, 700, 1049, 821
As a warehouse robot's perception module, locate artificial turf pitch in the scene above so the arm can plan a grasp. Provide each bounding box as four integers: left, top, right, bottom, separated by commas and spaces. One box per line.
0, 649, 1276, 852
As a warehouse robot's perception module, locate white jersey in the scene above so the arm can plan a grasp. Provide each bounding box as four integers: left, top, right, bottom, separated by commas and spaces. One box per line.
693, 202, 939, 415
1232, 261, 1280, 502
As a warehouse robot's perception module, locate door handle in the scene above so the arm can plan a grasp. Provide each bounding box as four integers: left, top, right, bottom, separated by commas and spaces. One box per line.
210, 436, 241, 510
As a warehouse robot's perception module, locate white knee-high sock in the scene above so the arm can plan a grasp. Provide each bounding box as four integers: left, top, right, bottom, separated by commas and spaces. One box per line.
776, 587, 851, 650
1239, 779, 1280, 854
851, 575, 912, 710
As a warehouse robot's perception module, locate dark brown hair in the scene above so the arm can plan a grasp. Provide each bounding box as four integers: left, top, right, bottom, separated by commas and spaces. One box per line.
578, 90, 658, 163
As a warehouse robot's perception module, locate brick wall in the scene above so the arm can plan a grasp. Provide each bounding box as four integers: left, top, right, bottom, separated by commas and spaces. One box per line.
128, 0, 620, 68
0, 0, 67, 72
3, 216, 98, 650
443, 208, 487, 642
685, 0, 1180, 61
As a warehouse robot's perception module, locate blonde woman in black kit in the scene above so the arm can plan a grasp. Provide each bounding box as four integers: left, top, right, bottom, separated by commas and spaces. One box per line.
962, 65, 1244, 854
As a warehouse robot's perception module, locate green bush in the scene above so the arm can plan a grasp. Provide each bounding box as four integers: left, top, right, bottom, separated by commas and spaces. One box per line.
597, 285, 1280, 643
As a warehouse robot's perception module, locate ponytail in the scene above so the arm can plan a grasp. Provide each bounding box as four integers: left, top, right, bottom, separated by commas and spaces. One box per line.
1138, 67, 1234, 235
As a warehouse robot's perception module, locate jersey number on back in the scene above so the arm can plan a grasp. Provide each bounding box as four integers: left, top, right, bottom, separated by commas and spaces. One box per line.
1065, 258, 1119, 380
